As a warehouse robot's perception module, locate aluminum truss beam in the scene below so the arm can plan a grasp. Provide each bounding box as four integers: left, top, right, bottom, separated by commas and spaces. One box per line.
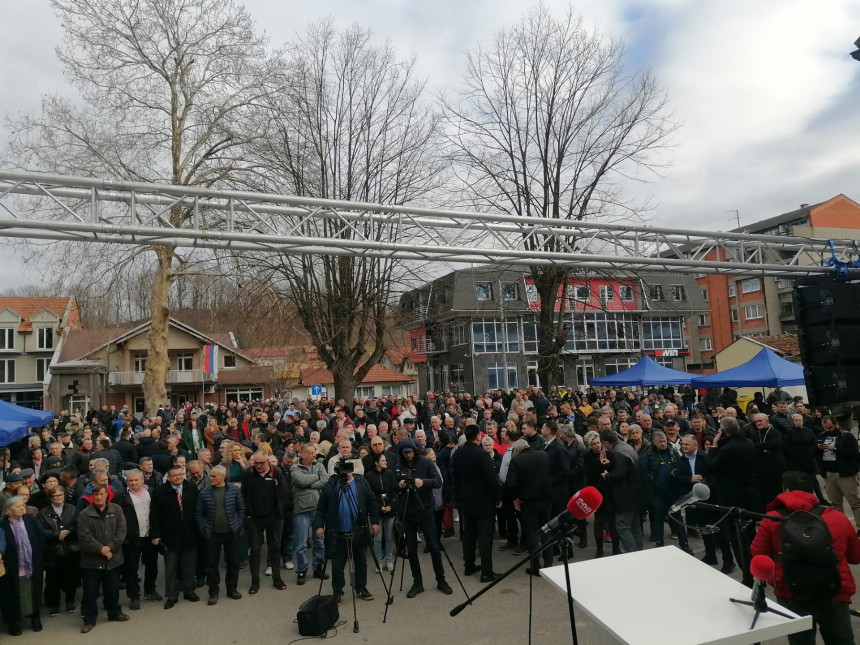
0, 170, 855, 277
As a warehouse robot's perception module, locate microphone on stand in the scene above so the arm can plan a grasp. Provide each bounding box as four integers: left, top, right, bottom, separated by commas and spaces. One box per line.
670, 482, 710, 513
540, 486, 603, 535
749, 555, 775, 608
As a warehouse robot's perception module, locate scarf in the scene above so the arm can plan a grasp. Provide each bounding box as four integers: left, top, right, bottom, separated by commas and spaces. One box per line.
9, 517, 33, 578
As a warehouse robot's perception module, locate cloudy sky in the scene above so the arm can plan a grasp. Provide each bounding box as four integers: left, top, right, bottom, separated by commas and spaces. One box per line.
1, 0, 860, 287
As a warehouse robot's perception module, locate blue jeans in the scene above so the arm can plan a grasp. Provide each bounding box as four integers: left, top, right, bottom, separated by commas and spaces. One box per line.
293, 511, 325, 573
281, 510, 295, 564
372, 516, 396, 564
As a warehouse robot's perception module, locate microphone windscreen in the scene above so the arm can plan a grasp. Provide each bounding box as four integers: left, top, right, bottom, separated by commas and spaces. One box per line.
692, 482, 711, 501
567, 486, 603, 520
750, 555, 775, 581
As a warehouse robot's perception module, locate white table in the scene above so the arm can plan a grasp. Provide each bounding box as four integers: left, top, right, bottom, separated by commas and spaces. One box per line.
540, 546, 813, 645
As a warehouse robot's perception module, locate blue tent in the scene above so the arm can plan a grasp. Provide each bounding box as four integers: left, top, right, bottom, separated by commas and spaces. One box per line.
691, 348, 805, 388
0, 418, 34, 447
589, 355, 694, 386
0, 400, 53, 446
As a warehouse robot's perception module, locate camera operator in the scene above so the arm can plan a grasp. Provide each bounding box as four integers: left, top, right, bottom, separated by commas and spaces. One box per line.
313, 458, 380, 604
395, 439, 453, 598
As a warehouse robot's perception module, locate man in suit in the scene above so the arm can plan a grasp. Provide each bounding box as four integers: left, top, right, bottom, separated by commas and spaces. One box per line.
149, 465, 200, 609
451, 424, 503, 582
541, 421, 571, 561
505, 438, 553, 576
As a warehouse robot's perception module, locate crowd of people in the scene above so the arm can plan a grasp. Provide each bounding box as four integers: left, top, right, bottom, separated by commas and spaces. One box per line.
0, 385, 858, 642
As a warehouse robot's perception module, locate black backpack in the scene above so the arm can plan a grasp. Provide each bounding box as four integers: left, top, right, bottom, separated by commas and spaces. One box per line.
778, 506, 842, 599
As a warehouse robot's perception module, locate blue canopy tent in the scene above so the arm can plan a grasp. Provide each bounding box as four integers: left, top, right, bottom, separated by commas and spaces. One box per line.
0, 400, 53, 446
589, 355, 694, 386
0, 418, 34, 447
691, 348, 805, 388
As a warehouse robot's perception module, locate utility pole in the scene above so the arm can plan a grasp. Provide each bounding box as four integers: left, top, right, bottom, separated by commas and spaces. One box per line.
498, 277, 508, 391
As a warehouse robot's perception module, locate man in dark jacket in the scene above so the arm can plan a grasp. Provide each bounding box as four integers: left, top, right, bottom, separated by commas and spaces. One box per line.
119, 469, 160, 608
313, 465, 380, 603
451, 425, 502, 582
560, 425, 588, 548
150, 465, 199, 609
505, 438, 552, 574
113, 430, 139, 465
241, 451, 290, 593
677, 434, 726, 568
77, 484, 129, 633
818, 414, 860, 530
395, 439, 452, 597
748, 413, 786, 509
599, 430, 643, 553
541, 421, 570, 562
196, 465, 245, 604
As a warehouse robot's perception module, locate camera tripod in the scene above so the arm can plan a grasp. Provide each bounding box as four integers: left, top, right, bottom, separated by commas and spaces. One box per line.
382, 478, 469, 623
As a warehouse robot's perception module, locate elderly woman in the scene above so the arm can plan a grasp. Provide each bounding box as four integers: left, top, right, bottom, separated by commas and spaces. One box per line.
37, 485, 79, 616
0, 495, 45, 634
583, 431, 619, 558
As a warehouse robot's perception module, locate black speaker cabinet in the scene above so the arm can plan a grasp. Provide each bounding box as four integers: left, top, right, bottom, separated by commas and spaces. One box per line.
804, 366, 860, 406
297, 594, 339, 636
797, 325, 860, 365
794, 280, 860, 327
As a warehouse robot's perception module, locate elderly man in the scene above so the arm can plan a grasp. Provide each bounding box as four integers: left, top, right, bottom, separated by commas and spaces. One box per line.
119, 469, 161, 608
599, 430, 643, 553
291, 443, 330, 585
196, 465, 244, 604
748, 413, 785, 508
242, 450, 289, 593
327, 439, 365, 477
505, 438, 552, 574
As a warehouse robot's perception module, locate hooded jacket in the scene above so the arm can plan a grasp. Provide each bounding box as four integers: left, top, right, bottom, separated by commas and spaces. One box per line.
750, 489, 860, 603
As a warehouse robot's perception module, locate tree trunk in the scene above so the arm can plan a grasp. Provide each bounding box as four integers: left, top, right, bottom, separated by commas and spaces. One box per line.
142, 247, 174, 416
332, 365, 357, 409
534, 268, 568, 391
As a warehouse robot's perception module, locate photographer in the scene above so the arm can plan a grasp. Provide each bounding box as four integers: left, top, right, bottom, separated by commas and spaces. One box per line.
395, 439, 453, 598
313, 458, 380, 604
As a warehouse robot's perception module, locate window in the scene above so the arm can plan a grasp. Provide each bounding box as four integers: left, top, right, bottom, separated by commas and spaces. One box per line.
569, 285, 590, 303
504, 321, 519, 353
36, 358, 50, 382
451, 323, 467, 346
223, 354, 236, 368
619, 285, 634, 302
730, 308, 739, 323
671, 285, 687, 301
599, 285, 614, 302
700, 338, 713, 351
451, 363, 464, 385
701, 289, 708, 302
604, 358, 638, 376
649, 285, 664, 301
176, 352, 193, 371
641, 317, 684, 350
472, 319, 518, 353
487, 362, 517, 390
37, 327, 54, 350
563, 312, 641, 352
133, 353, 147, 372
225, 388, 263, 402
354, 386, 375, 399
741, 278, 761, 294
0, 328, 14, 351
501, 282, 519, 301
475, 282, 492, 301
69, 395, 91, 416
777, 278, 793, 290
728, 283, 737, 298
0, 359, 15, 383
697, 314, 710, 327
523, 320, 538, 354
134, 396, 145, 414
525, 283, 538, 304
381, 385, 402, 397
744, 304, 764, 320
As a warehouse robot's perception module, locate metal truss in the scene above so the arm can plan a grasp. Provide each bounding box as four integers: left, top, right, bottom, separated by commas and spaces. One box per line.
0, 170, 856, 277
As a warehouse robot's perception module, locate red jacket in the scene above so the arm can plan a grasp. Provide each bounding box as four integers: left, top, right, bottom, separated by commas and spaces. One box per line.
750, 489, 860, 602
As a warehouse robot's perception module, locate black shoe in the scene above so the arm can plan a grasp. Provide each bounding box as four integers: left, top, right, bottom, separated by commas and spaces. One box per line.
249, 582, 260, 595
524, 567, 541, 577
654, 540, 664, 547
463, 564, 481, 576
720, 561, 736, 575
443, 529, 454, 538
356, 587, 374, 601
406, 583, 425, 598
437, 580, 453, 595
145, 591, 163, 602
164, 599, 177, 610
226, 590, 243, 600
296, 571, 306, 586
578, 536, 588, 549
207, 594, 218, 606
184, 592, 200, 602
681, 545, 695, 556
701, 554, 718, 565
273, 578, 286, 590
49, 606, 60, 617
480, 572, 501, 583
512, 545, 529, 555
107, 613, 129, 622
129, 597, 141, 611
313, 568, 329, 580
32, 617, 43, 632
7, 623, 21, 636
66, 601, 76, 614
498, 542, 517, 551
195, 577, 206, 588
334, 593, 343, 605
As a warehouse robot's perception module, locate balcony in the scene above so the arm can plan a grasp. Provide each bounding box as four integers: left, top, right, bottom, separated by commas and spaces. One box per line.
108, 369, 217, 387
413, 337, 449, 354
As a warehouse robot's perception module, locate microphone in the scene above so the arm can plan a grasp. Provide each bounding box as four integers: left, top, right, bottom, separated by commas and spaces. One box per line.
540, 486, 603, 535
749, 555, 775, 605
670, 482, 710, 513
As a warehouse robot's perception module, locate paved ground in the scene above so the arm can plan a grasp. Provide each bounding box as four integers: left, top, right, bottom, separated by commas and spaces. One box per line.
15, 530, 860, 644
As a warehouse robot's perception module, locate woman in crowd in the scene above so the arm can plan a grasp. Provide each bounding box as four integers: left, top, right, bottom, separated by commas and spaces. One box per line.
365, 452, 397, 572
0, 496, 45, 635
626, 424, 650, 458
37, 484, 79, 616
583, 431, 619, 558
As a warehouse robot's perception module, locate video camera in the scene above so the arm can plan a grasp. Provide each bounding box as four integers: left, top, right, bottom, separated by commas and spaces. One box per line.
334, 457, 354, 483
396, 467, 415, 487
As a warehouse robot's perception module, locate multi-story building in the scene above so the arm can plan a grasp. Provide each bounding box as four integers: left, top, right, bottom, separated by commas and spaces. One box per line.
400, 267, 706, 393
687, 195, 860, 371
0, 297, 81, 408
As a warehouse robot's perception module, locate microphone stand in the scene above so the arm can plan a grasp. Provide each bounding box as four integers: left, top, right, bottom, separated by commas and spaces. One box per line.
729, 576, 793, 629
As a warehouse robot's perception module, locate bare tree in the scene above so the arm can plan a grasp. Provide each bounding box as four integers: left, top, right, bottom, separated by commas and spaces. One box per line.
442, 5, 676, 389
5, 0, 280, 414
244, 19, 444, 406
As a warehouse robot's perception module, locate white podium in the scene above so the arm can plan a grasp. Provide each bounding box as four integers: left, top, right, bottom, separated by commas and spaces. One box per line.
540, 546, 813, 645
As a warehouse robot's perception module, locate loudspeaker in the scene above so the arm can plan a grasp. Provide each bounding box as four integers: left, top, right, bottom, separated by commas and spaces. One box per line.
804, 366, 860, 407
297, 595, 339, 636
797, 325, 860, 365
794, 280, 860, 327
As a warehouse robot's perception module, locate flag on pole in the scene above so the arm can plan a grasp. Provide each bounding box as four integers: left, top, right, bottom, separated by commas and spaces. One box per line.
203, 345, 219, 376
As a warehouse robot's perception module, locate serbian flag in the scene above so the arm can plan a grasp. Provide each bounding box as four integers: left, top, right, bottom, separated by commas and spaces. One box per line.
203, 345, 219, 375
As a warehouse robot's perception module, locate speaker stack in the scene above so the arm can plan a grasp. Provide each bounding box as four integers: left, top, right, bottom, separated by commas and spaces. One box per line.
794, 277, 860, 406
